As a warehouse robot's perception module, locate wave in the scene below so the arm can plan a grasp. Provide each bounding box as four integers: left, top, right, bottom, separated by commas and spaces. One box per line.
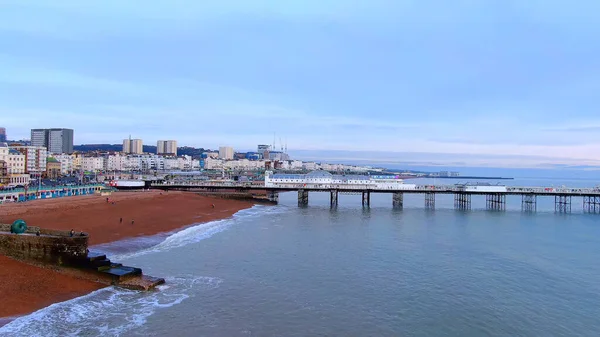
0, 275, 221, 337
109, 204, 286, 260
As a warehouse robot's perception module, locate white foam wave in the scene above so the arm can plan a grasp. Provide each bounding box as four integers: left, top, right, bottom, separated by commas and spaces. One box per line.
0, 275, 221, 337
111, 204, 286, 260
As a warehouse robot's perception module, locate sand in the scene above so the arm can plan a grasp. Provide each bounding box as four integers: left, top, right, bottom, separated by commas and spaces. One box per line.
0, 191, 253, 322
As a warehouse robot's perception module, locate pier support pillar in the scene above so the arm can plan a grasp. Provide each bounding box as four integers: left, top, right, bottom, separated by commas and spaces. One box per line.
454, 193, 471, 210
521, 194, 537, 212
583, 195, 600, 213
362, 191, 371, 207
298, 190, 309, 207
425, 192, 435, 209
267, 190, 279, 204
486, 194, 506, 211
330, 190, 338, 208
392, 192, 404, 209
555, 195, 571, 213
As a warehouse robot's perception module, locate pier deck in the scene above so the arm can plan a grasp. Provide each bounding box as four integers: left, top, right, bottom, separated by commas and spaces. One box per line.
151, 182, 600, 213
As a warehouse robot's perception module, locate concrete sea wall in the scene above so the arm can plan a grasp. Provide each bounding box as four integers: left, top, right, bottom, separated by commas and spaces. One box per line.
0, 224, 88, 266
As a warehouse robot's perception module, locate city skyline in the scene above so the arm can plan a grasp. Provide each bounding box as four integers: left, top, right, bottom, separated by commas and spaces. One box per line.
1, 1, 600, 167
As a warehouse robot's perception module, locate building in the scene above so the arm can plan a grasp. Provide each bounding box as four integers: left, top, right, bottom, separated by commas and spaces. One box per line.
30, 128, 74, 154
0, 127, 6, 142
11, 146, 47, 174
268, 151, 290, 161
82, 156, 105, 172
46, 157, 62, 179
0, 160, 7, 186
219, 146, 234, 160
48, 128, 74, 154
53, 154, 75, 175
0, 143, 29, 186
157, 140, 177, 155
202, 151, 219, 159
265, 171, 417, 190
6, 149, 25, 175
30, 129, 46, 148
123, 138, 143, 154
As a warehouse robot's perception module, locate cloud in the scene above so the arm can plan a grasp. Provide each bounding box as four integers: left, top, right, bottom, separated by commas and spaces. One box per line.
2, 0, 600, 168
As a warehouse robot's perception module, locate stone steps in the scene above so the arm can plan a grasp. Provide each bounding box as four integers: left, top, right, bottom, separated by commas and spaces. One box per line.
84, 251, 161, 289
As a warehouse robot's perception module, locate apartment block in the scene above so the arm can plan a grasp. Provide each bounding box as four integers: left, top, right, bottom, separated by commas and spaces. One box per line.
157, 140, 178, 155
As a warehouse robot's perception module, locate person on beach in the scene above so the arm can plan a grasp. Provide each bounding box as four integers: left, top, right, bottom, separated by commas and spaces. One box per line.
120, 217, 123, 223
69, 229, 74, 237
211, 203, 215, 208
131, 219, 134, 225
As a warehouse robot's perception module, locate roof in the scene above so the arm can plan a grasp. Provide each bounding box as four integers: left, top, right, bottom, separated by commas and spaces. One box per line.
306, 170, 333, 178
272, 174, 304, 179
47, 157, 59, 163
332, 175, 370, 180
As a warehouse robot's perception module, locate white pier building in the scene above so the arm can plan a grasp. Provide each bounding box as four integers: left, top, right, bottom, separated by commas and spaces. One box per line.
264, 170, 417, 190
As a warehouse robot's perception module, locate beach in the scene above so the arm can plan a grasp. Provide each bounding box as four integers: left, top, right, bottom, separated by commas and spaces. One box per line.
0, 191, 253, 320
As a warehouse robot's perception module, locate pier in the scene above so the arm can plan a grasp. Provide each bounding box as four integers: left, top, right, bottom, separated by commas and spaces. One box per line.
151, 181, 600, 213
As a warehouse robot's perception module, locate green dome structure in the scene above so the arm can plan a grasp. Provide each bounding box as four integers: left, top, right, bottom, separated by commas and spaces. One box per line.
11, 219, 27, 234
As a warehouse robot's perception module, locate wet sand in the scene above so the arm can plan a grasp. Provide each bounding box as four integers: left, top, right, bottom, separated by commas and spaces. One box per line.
0, 191, 253, 321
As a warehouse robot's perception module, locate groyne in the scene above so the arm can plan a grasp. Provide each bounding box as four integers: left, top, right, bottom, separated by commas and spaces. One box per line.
0, 223, 164, 290
0, 224, 88, 266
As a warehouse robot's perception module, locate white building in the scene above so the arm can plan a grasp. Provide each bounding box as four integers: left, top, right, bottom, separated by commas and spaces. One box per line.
10, 146, 47, 174
53, 153, 75, 175
302, 162, 318, 171
82, 157, 105, 172
0, 143, 29, 186
204, 157, 223, 169
265, 171, 417, 190
218, 146, 234, 160
106, 153, 128, 171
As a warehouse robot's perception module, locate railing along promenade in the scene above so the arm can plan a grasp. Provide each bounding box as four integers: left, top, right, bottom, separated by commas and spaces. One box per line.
0, 184, 104, 203
151, 181, 600, 213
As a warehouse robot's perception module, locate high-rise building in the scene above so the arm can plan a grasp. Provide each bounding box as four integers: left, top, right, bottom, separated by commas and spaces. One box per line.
219, 146, 234, 160
123, 138, 143, 154
0, 127, 6, 142
157, 140, 178, 155
10, 146, 48, 174
31, 129, 47, 148
30, 128, 74, 154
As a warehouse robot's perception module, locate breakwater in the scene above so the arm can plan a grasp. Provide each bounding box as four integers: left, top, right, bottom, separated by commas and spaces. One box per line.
0, 223, 164, 290
0, 224, 88, 265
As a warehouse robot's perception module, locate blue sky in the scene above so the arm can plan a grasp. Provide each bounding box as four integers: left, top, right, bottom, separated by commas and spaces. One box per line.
2, 0, 600, 168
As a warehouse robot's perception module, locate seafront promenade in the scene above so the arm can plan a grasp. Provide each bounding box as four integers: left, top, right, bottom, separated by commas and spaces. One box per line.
151, 181, 600, 213
0, 184, 104, 204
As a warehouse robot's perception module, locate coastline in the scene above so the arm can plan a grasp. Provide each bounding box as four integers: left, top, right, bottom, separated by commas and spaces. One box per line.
0, 190, 254, 323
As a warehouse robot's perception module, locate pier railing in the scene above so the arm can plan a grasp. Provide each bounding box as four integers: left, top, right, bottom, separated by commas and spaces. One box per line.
0, 184, 104, 195
151, 182, 600, 195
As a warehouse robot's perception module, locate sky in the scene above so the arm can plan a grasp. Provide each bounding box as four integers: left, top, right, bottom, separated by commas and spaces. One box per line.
2, 0, 600, 168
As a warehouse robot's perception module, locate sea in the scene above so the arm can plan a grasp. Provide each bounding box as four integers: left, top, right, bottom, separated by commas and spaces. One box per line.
2, 173, 600, 337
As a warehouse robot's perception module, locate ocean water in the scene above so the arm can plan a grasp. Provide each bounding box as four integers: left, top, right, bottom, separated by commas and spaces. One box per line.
3, 177, 600, 336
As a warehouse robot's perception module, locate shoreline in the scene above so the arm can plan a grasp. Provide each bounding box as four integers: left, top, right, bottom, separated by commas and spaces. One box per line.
0, 190, 255, 324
